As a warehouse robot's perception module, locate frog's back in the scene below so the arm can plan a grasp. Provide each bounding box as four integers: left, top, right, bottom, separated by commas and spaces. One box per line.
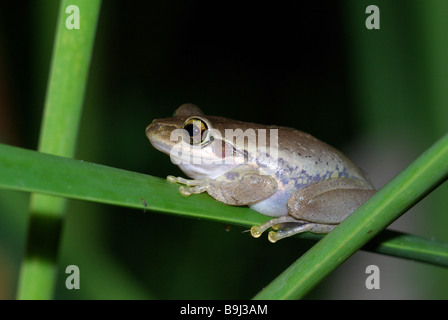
249, 125, 374, 217
275, 125, 372, 188
209, 117, 372, 188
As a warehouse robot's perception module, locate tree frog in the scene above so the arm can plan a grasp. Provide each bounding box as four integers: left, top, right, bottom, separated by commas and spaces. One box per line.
146, 103, 376, 242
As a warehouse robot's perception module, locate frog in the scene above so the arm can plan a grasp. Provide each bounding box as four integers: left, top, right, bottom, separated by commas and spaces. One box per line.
146, 103, 376, 242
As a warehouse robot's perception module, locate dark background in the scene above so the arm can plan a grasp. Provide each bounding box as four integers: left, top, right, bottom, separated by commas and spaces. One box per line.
0, 0, 447, 299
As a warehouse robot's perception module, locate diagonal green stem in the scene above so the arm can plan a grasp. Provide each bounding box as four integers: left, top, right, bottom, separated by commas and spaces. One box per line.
253, 133, 448, 300
17, 0, 101, 299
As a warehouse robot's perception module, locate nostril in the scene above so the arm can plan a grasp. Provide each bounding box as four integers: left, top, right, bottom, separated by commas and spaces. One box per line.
146, 122, 163, 136
152, 123, 162, 131
146, 124, 154, 134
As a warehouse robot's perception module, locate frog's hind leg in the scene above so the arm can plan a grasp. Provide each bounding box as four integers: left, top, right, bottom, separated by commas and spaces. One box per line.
267, 223, 336, 243
250, 217, 336, 243
250, 216, 299, 239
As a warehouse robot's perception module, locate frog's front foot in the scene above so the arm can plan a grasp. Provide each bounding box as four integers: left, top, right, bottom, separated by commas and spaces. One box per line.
250, 216, 336, 243
167, 175, 210, 196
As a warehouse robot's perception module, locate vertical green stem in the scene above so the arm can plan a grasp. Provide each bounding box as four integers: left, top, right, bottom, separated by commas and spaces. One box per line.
420, 1, 448, 137
17, 0, 101, 299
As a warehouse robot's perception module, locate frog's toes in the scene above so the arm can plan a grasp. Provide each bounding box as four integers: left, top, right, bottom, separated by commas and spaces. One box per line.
167, 175, 178, 183
167, 175, 201, 187
267, 228, 302, 243
179, 186, 192, 196
167, 175, 193, 185
250, 216, 298, 241
178, 184, 210, 196
268, 223, 338, 242
249, 225, 264, 238
268, 231, 281, 243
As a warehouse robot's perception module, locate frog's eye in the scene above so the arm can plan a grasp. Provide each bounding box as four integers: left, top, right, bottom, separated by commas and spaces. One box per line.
183, 117, 214, 146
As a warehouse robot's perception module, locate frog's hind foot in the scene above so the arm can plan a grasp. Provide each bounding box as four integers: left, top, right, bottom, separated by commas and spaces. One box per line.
250, 216, 298, 239
250, 217, 336, 243
268, 223, 336, 243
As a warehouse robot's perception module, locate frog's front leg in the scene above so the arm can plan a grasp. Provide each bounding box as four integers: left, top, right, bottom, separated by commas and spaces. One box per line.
167, 166, 278, 206
167, 175, 210, 196
252, 178, 376, 242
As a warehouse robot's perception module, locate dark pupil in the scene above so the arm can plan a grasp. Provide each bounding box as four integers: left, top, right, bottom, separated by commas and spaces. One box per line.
185, 124, 200, 137
185, 123, 202, 144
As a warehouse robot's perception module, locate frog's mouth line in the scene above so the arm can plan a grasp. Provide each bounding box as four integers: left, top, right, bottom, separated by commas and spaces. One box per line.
148, 138, 172, 156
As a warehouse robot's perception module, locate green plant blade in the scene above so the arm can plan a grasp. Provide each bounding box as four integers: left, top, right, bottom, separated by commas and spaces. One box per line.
0, 143, 264, 227
253, 132, 448, 300
1, 142, 447, 269
17, 0, 102, 299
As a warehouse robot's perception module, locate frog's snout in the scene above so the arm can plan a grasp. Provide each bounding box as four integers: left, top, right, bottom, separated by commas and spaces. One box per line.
146, 120, 180, 143
145, 120, 161, 137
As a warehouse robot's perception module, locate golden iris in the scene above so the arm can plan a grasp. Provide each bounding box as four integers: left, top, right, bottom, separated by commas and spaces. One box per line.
183, 117, 213, 146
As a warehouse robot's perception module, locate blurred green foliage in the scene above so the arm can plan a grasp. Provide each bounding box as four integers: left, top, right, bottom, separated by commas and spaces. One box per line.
0, 0, 447, 299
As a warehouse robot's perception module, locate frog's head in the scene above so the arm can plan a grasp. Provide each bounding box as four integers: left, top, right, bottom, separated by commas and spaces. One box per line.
146, 103, 251, 179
